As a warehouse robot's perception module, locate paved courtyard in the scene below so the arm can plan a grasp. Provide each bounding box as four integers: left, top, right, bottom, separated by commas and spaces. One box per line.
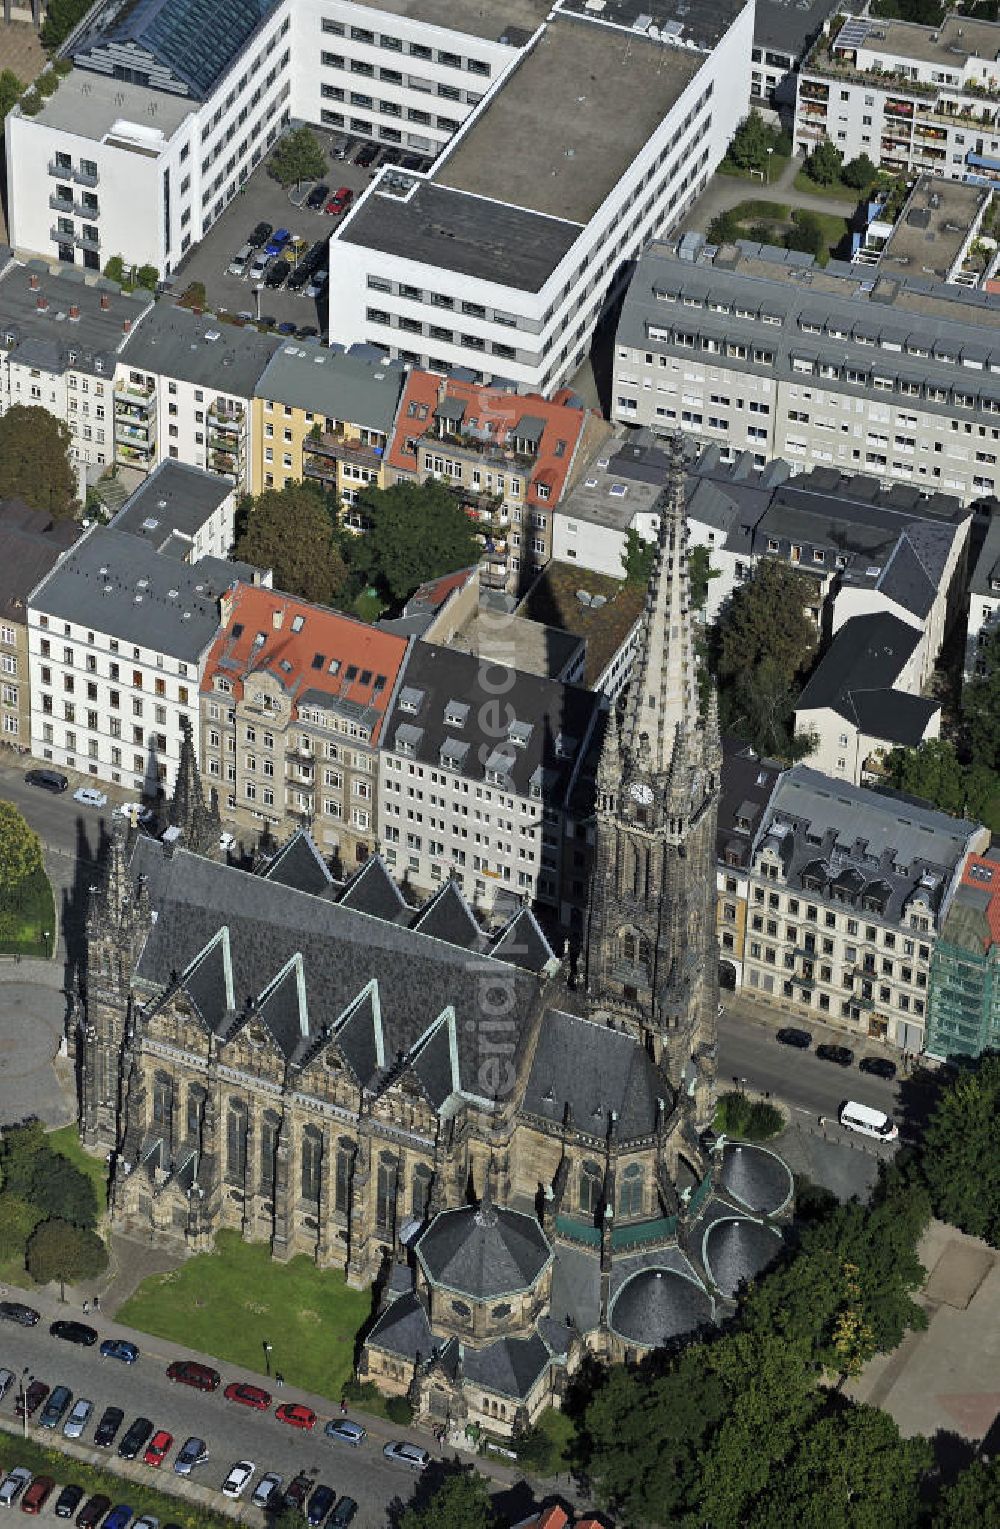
0, 965, 74, 1127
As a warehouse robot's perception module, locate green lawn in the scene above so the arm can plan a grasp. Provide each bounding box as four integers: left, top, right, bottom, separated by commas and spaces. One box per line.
716, 201, 850, 266
718, 152, 790, 184
0, 864, 55, 958
47, 1126, 109, 1213
792, 169, 868, 203
118, 1230, 372, 1402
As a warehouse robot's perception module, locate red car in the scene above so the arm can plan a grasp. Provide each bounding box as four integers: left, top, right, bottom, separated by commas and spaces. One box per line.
224, 1381, 272, 1411
15, 1380, 48, 1419
275, 1402, 316, 1431
144, 1429, 173, 1467
165, 1360, 220, 1392
324, 187, 353, 216
20, 1477, 54, 1516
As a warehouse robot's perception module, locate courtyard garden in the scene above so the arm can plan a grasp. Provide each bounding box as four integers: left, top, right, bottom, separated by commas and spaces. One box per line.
707, 199, 851, 265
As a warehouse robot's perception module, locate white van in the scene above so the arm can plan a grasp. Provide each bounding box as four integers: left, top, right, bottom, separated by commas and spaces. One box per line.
839, 1101, 898, 1140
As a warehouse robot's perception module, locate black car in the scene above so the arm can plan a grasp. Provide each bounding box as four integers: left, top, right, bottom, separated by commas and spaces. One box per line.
776, 1027, 812, 1050
248, 221, 272, 248
329, 1499, 358, 1528
287, 265, 312, 292
94, 1406, 124, 1448
307, 1484, 337, 1526
859, 1056, 898, 1080
118, 1416, 154, 1459
265, 258, 291, 288
50, 1319, 99, 1347
75, 1495, 111, 1529
816, 1043, 855, 1067
297, 326, 319, 339
25, 768, 68, 793
355, 142, 378, 167
283, 1473, 313, 1512
0, 1300, 40, 1326
306, 182, 330, 210
54, 1484, 84, 1520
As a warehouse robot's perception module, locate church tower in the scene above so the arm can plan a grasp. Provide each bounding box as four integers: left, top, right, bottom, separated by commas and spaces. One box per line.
585, 435, 721, 1122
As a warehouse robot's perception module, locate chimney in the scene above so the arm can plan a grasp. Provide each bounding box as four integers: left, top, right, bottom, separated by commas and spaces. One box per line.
36, 294, 49, 312
68, 304, 80, 322
219, 585, 235, 628
122, 318, 132, 334
28, 273, 39, 291
100, 293, 110, 310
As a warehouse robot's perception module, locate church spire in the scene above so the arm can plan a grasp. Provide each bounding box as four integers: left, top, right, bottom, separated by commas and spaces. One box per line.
595, 695, 620, 813
168, 715, 220, 856
621, 435, 697, 779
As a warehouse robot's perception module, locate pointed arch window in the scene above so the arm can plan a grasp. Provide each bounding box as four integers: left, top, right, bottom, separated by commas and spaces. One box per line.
335, 1139, 354, 1216
301, 1125, 323, 1202
619, 930, 651, 973
185, 1084, 205, 1143
411, 1161, 432, 1221
226, 1098, 248, 1181
376, 1152, 398, 1236
578, 1159, 602, 1217
619, 1162, 644, 1218
151, 1071, 173, 1132
260, 1110, 280, 1196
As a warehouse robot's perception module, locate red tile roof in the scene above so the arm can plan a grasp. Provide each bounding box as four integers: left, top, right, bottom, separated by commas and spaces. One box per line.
201, 583, 409, 745
387, 370, 589, 509
958, 851, 1000, 947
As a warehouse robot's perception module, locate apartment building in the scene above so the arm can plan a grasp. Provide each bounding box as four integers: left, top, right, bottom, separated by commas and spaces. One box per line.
614, 236, 1000, 504
116, 304, 280, 491
329, 1, 752, 392
964, 510, 1000, 681
751, 0, 846, 109
377, 639, 601, 915
109, 461, 237, 564
794, 13, 1000, 183
27, 528, 255, 793
0, 258, 152, 492
0, 501, 80, 751
716, 738, 784, 991
385, 371, 594, 591
252, 344, 405, 509
926, 849, 1000, 1061
853, 176, 1000, 291
514, 562, 646, 701
740, 764, 988, 1051
199, 582, 409, 862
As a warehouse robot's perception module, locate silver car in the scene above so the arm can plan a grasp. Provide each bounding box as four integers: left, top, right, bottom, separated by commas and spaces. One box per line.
0, 1468, 31, 1506
63, 1397, 94, 1439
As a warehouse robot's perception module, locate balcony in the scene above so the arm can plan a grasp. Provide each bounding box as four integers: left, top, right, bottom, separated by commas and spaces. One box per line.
208, 431, 243, 456
47, 160, 72, 179
116, 422, 155, 445
48, 192, 74, 215
115, 404, 155, 430
209, 398, 244, 423
209, 450, 238, 478
115, 380, 155, 403
428, 427, 536, 468
303, 429, 385, 474
116, 442, 154, 466
73, 165, 99, 188
75, 229, 100, 252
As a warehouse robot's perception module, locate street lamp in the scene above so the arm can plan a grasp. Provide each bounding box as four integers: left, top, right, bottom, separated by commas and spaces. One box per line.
262, 1340, 272, 1378
766, 145, 774, 184
253, 284, 263, 322
42, 930, 50, 958
20, 1369, 31, 1442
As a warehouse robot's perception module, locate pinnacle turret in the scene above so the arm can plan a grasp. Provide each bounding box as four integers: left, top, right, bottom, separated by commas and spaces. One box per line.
168, 715, 220, 856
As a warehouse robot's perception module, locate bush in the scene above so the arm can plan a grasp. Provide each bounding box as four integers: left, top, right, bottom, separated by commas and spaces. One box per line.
19, 91, 42, 116
135, 263, 159, 292
102, 255, 125, 284
37, 71, 60, 98
715, 1090, 784, 1141
0, 1194, 40, 1262
707, 210, 741, 245
342, 1377, 382, 1404
385, 1393, 414, 1425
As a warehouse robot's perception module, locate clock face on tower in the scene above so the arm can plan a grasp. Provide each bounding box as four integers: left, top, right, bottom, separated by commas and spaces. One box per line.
629, 782, 654, 806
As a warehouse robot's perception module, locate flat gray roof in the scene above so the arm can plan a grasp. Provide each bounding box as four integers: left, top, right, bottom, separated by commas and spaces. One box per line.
28, 65, 193, 142
0, 258, 152, 377
340, 181, 581, 292
824, 12, 1000, 70
436, 13, 702, 223
119, 303, 281, 397
30, 526, 240, 659
558, 0, 745, 52
877, 177, 989, 284
970, 511, 1000, 600
255, 344, 405, 434
112, 461, 232, 548
351, 0, 548, 43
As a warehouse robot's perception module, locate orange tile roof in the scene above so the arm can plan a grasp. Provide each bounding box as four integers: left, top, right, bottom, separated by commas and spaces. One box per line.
958, 851, 1000, 947
201, 583, 409, 745
387, 370, 590, 509
512, 1509, 570, 1529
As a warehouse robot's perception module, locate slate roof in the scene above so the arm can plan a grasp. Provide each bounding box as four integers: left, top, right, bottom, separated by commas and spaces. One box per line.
702, 1217, 783, 1299
523, 1010, 667, 1143
489, 906, 557, 973
129, 837, 545, 1102
461, 1331, 552, 1399
111, 462, 233, 549
261, 832, 335, 897
609, 1268, 713, 1348
717, 736, 784, 871
717, 1143, 793, 1217
416, 1204, 552, 1299
365, 1291, 433, 1361
337, 854, 410, 921
548, 1242, 601, 1333
796, 612, 938, 745
410, 878, 485, 950
255, 345, 406, 436
0, 260, 152, 379
118, 303, 280, 396
73, 0, 282, 100
0, 501, 80, 624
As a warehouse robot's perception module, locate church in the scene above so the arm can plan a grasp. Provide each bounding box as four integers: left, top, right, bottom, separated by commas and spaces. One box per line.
79, 438, 792, 1436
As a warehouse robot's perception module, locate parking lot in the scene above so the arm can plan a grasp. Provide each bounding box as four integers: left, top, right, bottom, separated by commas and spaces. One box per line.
170, 132, 417, 335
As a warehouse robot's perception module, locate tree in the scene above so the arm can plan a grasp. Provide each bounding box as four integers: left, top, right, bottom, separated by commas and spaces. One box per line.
920, 1054, 1000, 1244
234, 484, 346, 606
964, 627, 1000, 773
841, 152, 879, 190
805, 139, 844, 186
931, 1456, 1000, 1528
0, 406, 77, 517
785, 209, 825, 260
726, 111, 781, 175
0, 802, 43, 893
0, 1195, 40, 1262
25, 1217, 106, 1298
712, 559, 817, 757
103, 255, 125, 284
268, 126, 327, 189
621, 525, 656, 585
0, 69, 24, 124
135, 264, 159, 292
883, 738, 996, 825
40, 0, 93, 49
398, 1465, 494, 1529
351, 479, 481, 604
707, 209, 742, 245
689, 542, 718, 611
0, 1121, 99, 1229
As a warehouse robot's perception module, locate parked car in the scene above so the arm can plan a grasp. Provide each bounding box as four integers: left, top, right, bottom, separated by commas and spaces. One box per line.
282, 1474, 312, 1512
94, 1406, 124, 1448
305, 269, 328, 299
63, 1398, 93, 1439
172, 1437, 208, 1477
324, 187, 353, 215
0, 1469, 32, 1508
355, 142, 378, 167
264, 258, 291, 288
0, 1300, 40, 1326
859, 1056, 897, 1080
53, 1485, 84, 1520
324, 1419, 366, 1447
118, 1416, 154, 1460
307, 1483, 336, 1525
275, 1402, 316, 1430
251, 1473, 282, 1509
24, 770, 67, 794
297, 325, 319, 339
248, 250, 270, 282
50, 1320, 98, 1347
776, 1027, 812, 1050
248, 221, 272, 248
72, 787, 108, 809
816, 1043, 855, 1067
287, 264, 312, 292
331, 135, 350, 159
227, 243, 255, 277
143, 1429, 173, 1467
221, 1461, 255, 1500
224, 1382, 271, 1411
165, 1359, 219, 1391
306, 183, 330, 210
264, 227, 291, 256
39, 1385, 72, 1430
20, 1476, 55, 1515
329, 1500, 357, 1528
102, 1506, 133, 1529
132, 1519, 159, 1529
75, 1496, 111, 1529
100, 1338, 139, 1364
276, 321, 297, 335
382, 1442, 429, 1471
16, 1381, 49, 1419
0, 1369, 16, 1401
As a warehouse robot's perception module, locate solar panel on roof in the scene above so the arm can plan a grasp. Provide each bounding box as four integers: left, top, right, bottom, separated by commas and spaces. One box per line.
836, 18, 871, 48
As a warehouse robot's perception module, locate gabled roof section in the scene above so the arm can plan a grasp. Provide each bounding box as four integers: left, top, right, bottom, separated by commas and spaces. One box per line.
255, 951, 309, 1058
523, 1010, 667, 1141
262, 831, 335, 897
333, 979, 385, 1087
488, 905, 557, 973
410, 878, 484, 950
179, 924, 234, 1027
337, 853, 410, 921
407, 1006, 461, 1111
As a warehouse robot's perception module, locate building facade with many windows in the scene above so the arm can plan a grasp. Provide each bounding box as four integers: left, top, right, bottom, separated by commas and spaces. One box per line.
926, 850, 1000, 1061
0, 501, 80, 752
